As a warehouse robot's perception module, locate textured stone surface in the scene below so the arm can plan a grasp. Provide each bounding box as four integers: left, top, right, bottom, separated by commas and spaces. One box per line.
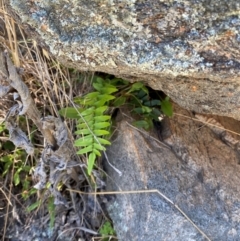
104, 106, 240, 241
6, 0, 240, 119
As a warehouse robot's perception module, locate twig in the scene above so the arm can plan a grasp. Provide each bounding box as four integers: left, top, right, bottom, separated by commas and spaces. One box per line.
0, 186, 12, 206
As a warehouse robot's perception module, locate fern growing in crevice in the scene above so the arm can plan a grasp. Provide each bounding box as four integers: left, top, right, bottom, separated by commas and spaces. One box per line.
111, 79, 173, 129
59, 76, 172, 175
60, 77, 117, 175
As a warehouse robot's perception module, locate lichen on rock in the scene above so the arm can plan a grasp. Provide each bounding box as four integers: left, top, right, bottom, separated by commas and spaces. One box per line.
7, 0, 240, 119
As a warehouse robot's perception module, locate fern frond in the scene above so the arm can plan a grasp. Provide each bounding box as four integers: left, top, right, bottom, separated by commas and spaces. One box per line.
74, 77, 117, 175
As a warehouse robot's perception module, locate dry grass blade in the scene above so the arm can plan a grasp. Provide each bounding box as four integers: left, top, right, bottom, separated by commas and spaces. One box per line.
0, 186, 12, 206
1, 2, 20, 67
174, 112, 240, 137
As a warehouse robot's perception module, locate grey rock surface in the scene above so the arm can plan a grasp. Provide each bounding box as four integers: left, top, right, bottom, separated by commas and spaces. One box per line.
104, 105, 240, 241
6, 0, 240, 120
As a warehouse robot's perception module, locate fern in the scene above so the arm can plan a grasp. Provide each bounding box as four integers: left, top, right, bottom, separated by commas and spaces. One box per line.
59, 76, 172, 175
111, 80, 172, 129
72, 77, 117, 175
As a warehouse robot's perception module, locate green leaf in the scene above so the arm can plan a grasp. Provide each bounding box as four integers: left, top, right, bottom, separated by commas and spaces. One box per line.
133, 120, 150, 129
27, 200, 41, 212
78, 98, 96, 106
76, 91, 106, 106
142, 106, 152, 113
14, 171, 21, 186
133, 107, 144, 114
95, 106, 108, 115
77, 92, 99, 105
87, 152, 96, 175
74, 137, 93, 146
94, 129, 110, 136
1, 154, 13, 163
104, 82, 119, 88
75, 129, 91, 135
59, 107, 82, 119
22, 187, 37, 200
93, 143, 106, 151
95, 76, 104, 84
81, 107, 95, 116
48, 196, 55, 229
77, 115, 93, 123
93, 81, 118, 94
75, 129, 110, 136
94, 115, 111, 122
77, 120, 94, 129
76, 134, 93, 141
133, 106, 152, 114
92, 83, 103, 92
96, 137, 111, 145
141, 85, 149, 94
113, 96, 126, 107
73, 96, 83, 103
99, 94, 116, 101
84, 91, 100, 99
76, 145, 93, 155
127, 82, 144, 93
93, 148, 101, 156
100, 221, 115, 236
98, 87, 118, 94
94, 94, 115, 106
0, 123, 6, 133
2, 161, 12, 176
161, 97, 173, 117
152, 108, 162, 117
94, 122, 110, 129
135, 89, 148, 99
144, 99, 161, 107
110, 77, 129, 85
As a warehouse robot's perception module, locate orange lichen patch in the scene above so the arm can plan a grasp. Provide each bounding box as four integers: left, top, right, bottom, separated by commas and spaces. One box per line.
214, 30, 236, 43
191, 86, 197, 92
40, 24, 48, 32
222, 30, 236, 39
